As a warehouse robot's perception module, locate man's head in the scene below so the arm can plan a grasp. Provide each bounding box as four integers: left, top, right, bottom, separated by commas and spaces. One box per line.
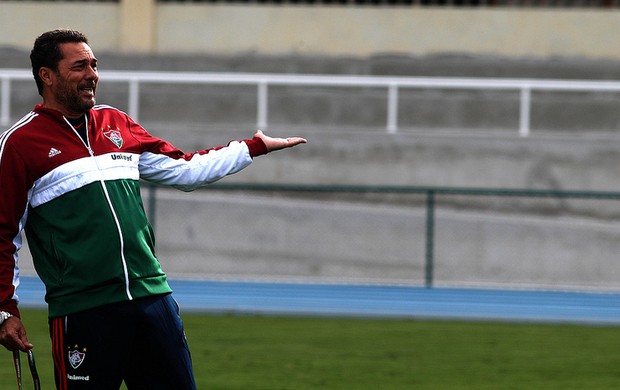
30, 29, 99, 117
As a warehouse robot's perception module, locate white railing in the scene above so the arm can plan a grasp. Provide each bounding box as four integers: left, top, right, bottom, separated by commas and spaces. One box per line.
3, 68, 620, 136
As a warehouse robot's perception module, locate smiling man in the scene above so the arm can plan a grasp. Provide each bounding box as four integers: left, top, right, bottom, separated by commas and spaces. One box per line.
0, 29, 306, 389
36, 39, 99, 117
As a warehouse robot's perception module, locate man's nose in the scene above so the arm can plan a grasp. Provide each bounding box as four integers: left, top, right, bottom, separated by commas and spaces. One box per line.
85, 66, 98, 80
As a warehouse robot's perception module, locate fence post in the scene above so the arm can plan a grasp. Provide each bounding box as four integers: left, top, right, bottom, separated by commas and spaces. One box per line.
257, 81, 268, 129
387, 83, 398, 134
519, 86, 531, 137
128, 78, 140, 122
1, 77, 10, 127
425, 190, 435, 288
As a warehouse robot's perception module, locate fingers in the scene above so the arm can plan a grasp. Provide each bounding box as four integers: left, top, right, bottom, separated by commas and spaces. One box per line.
0, 318, 33, 352
254, 129, 307, 152
17, 331, 34, 352
285, 136, 307, 147
290, 136, 307, 143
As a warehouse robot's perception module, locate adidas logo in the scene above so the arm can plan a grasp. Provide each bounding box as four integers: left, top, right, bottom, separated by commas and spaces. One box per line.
48, 148, 62, 158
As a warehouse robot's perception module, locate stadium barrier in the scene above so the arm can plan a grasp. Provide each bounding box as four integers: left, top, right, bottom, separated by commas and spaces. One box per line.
144, 182, 620, 288
5, 69, 620, 136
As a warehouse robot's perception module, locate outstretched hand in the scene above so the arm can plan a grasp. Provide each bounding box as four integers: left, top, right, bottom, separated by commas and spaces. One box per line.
254, 130, 307, 152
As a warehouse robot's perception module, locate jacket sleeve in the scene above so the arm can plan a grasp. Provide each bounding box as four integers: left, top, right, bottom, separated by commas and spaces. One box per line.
0, 136, 30, 318
128, 117, 268, 191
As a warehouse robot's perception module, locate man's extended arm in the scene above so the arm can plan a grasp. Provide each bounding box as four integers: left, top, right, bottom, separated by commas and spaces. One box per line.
136, 124, 307, 191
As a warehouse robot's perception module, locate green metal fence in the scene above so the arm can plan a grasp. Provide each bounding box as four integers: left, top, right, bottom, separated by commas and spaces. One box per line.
145, 182, 620, 288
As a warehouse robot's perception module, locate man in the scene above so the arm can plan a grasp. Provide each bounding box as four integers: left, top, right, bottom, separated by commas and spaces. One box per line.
0, 29, 306, 389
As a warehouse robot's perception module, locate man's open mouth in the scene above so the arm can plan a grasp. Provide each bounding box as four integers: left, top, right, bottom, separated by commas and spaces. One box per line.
79, 86, 95, 97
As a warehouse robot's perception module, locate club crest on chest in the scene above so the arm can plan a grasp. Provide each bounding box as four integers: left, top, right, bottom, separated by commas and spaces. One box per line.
103, 126, 123, 149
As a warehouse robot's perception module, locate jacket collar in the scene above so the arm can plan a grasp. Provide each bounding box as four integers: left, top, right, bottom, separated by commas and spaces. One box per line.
33, 104, 90, 126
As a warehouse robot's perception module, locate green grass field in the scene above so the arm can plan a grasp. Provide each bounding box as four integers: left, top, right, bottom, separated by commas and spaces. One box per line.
2, 309, 620, 389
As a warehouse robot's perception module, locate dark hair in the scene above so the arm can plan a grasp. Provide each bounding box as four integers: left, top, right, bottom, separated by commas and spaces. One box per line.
30, 29, 89, 96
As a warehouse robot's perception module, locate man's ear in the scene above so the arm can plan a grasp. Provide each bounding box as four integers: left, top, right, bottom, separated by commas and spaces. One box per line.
39, 67, 54, 88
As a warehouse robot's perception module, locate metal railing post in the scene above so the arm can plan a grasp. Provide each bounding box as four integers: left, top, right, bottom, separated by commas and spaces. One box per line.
425, 190, 435, 288
387, 83, 398, 134
1, 77, 10, 127
128, 78, 140, 122
257, 81, 268, 129
519, 86, 531, 137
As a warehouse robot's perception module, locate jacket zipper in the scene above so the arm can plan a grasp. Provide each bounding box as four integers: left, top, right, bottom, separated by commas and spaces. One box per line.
63, 116, 133, 300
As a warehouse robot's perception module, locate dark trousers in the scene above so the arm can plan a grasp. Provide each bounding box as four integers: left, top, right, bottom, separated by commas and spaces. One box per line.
49, 293, 197, 390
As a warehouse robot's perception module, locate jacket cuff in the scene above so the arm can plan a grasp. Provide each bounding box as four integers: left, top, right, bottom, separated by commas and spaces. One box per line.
245, 136, 268, 158
1, 301, 20, 318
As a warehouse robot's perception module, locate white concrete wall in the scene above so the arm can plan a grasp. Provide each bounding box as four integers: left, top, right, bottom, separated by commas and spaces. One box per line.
156, 6, 620, 59
0, 1, 619, 60
0, 2, 120, 52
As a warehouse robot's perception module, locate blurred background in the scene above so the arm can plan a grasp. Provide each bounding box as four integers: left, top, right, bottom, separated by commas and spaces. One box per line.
2, 0, 620, 294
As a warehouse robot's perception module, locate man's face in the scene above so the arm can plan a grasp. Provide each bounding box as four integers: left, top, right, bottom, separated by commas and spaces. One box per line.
48, 42, 99, 117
